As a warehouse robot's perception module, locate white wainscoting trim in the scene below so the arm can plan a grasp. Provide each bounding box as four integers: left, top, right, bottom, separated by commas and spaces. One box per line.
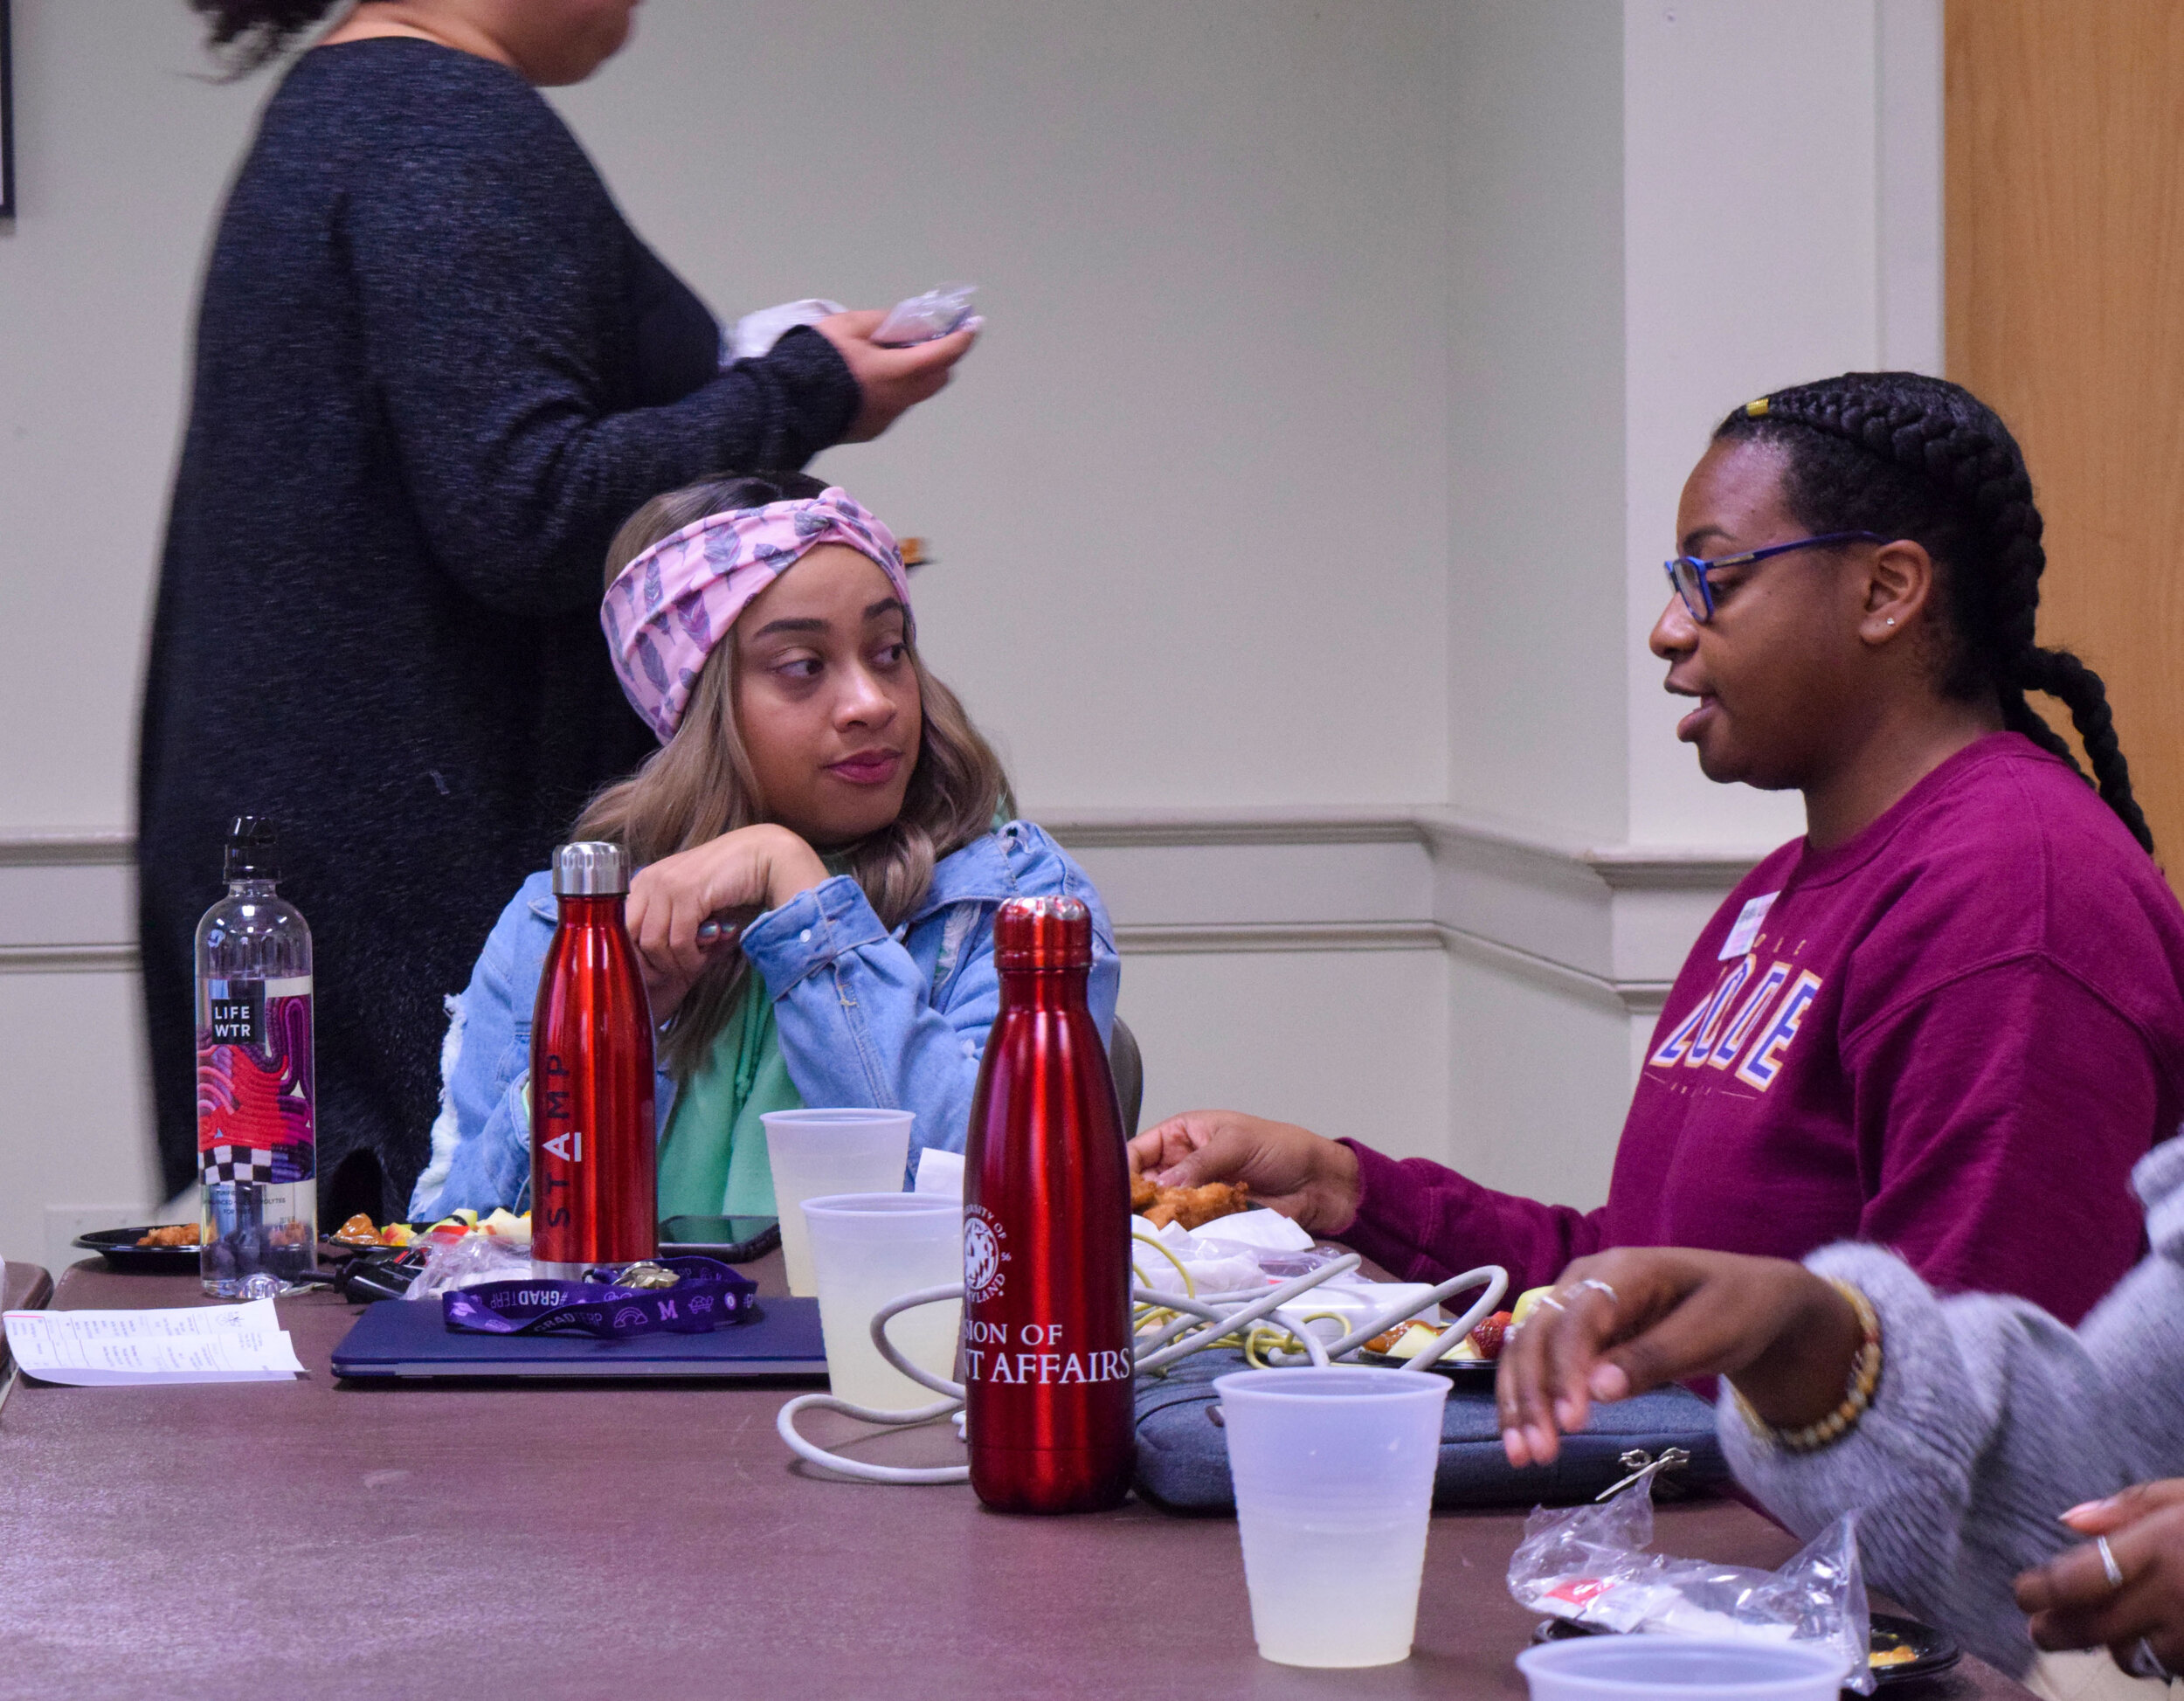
1027, 806, 1422, 849
1038, 806, 1766, 1014
0, 831, 134, 868
0, 833, 140, 973
0, 945, 140, 973
1114, 921, 1445, 955
0, 815, 1767, 1010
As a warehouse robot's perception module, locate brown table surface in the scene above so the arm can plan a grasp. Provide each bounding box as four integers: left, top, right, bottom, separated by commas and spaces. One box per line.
1, 1262, 55, 1378
0, 1255, 2033, 1701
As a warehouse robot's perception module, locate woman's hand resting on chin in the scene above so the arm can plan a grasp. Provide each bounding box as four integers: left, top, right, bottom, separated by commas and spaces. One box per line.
1125, 1110, 1363, 1234
626, 825, 829, 1021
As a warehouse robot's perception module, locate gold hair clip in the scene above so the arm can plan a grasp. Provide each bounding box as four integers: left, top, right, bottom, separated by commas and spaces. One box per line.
1745, 398, 1772, 418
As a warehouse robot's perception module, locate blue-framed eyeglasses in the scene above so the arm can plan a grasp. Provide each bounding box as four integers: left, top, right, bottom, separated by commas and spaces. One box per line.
1662, 531, 1885, 623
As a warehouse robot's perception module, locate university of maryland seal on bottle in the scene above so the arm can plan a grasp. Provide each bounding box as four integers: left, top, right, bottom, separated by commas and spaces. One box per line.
963, 1203, 1008, 1302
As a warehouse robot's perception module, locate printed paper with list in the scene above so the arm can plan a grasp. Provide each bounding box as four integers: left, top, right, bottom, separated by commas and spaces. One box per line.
2, 1298, 305, 1386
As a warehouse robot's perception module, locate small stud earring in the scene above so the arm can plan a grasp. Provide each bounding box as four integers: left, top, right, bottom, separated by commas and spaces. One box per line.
1885, 618, 1896, 626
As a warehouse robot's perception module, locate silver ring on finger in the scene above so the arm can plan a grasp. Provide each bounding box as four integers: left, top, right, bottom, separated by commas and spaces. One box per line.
2098, 1534, 2125, 1590
1575, 1278, 1620, 1308
1534, 1294, 1567, 1314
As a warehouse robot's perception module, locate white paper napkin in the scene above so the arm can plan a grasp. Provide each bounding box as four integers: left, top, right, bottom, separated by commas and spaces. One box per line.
914, 1147, 965, 1197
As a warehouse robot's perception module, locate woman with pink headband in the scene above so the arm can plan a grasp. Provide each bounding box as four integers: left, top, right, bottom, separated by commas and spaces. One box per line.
412, 474, 1117, 1219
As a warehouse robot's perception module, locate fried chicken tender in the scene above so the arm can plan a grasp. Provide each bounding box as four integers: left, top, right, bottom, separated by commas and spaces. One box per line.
330, 1213, 384, 1247
1130, 1172, 1158, 1213
1142, 1181, 1250, 1231
135, 1223, 202, 1248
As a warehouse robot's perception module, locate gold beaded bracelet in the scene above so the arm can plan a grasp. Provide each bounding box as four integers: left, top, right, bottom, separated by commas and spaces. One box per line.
1732, 1279, 1883, 1454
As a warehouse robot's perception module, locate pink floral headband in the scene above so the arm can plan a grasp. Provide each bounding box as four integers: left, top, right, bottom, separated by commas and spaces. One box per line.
600, 487, 912, 743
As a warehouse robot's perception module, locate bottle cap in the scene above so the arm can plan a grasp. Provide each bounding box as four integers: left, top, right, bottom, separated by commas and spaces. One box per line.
553, 841, 631, 895
224, 816, 280, 882
992, 895, 1093, 970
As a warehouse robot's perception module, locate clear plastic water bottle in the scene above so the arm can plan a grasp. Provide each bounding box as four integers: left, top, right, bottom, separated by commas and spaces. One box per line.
196, 817, 318, 1297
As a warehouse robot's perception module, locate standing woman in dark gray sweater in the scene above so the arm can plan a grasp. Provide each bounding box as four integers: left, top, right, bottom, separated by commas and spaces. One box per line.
146, 0, 976, 1218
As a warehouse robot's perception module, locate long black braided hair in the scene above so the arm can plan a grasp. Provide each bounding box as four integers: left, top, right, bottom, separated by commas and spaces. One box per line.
1715, 370, 2153, 854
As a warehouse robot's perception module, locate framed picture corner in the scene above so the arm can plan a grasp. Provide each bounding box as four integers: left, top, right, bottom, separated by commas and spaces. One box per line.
0, 0, 15, 222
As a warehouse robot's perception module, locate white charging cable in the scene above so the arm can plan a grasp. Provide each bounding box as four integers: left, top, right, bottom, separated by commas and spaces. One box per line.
775, 1255, 1510, 1485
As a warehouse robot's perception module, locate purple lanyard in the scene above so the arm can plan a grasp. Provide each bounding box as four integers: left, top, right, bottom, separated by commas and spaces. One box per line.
442, 1256, 757, 1338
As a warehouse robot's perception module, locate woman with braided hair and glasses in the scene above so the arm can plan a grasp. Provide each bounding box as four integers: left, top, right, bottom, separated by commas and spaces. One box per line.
1133, 370, 2184, 1331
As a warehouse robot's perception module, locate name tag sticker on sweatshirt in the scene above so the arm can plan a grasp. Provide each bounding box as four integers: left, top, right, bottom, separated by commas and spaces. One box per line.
1720, 891, 1780, 960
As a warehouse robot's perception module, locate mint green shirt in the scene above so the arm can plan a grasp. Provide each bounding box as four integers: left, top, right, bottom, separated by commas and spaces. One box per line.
654, 978, 801, 1217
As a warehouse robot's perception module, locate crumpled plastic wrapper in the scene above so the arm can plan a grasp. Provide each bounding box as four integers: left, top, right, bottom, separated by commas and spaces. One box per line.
872, 282, 978, 346
1129, 1214, 1444, 1338
1508, 1475, 1873, 1693
1131, 1217, 1273, 1295
402, 1234, 536, 1300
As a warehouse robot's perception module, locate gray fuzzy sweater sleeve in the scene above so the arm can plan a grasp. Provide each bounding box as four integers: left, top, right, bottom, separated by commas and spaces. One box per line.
1719, 1135, 2184, 1676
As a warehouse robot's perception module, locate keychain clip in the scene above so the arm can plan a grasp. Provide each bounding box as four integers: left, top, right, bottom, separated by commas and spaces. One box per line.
1594, 1445, 1692, 1502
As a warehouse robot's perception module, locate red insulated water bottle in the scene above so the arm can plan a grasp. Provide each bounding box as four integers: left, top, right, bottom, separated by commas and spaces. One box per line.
531, 842, 656, 1277
961, 896, 1135, 1513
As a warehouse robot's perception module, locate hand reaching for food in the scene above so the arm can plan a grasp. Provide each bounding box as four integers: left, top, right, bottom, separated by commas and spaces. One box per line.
1130, 1172, 1250, 1231
1126, 1110, 1361, 1234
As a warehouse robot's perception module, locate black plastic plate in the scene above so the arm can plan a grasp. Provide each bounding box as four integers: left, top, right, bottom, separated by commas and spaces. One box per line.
72, 1227, 201, 1274
1532, 1611, 1961, 1688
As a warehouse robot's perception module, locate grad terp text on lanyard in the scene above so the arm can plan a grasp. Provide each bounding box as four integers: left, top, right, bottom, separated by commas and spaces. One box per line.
444, 1257, 756, 1338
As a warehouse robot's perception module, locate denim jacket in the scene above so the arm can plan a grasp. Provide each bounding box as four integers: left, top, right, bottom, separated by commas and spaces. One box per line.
410, 820, 1119, 1219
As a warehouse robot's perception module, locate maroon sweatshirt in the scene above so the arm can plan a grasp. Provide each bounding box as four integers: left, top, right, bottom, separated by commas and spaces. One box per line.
1342, 734, 2184, 1325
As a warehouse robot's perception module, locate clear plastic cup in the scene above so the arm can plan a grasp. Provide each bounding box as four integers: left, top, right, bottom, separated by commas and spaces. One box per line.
1213, 1366, 1450, 1668
1515, 1635, 1848, 1699
761, 1109, 915, 1296
801, 1193, 962, 1410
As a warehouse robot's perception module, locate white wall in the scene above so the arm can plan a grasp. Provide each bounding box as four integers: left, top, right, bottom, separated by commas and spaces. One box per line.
1622, 0, 1889, 850
0, 4, 259, 830
0, 3, 262, 1269
1446, 0, 1629, 845
1125, 947, 1450, 1156
0, 0, 1944, 1273
556, 0, 1454, 812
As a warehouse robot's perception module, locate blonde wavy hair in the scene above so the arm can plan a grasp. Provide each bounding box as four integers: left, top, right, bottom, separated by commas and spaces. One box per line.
577, 473, 1013, 1075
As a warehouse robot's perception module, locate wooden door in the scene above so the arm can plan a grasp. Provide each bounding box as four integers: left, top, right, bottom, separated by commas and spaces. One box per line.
1948, 0, 2184, 881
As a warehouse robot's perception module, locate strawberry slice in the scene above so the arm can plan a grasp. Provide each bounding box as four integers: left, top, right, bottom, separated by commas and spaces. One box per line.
1469, 1310, 1515, 1360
